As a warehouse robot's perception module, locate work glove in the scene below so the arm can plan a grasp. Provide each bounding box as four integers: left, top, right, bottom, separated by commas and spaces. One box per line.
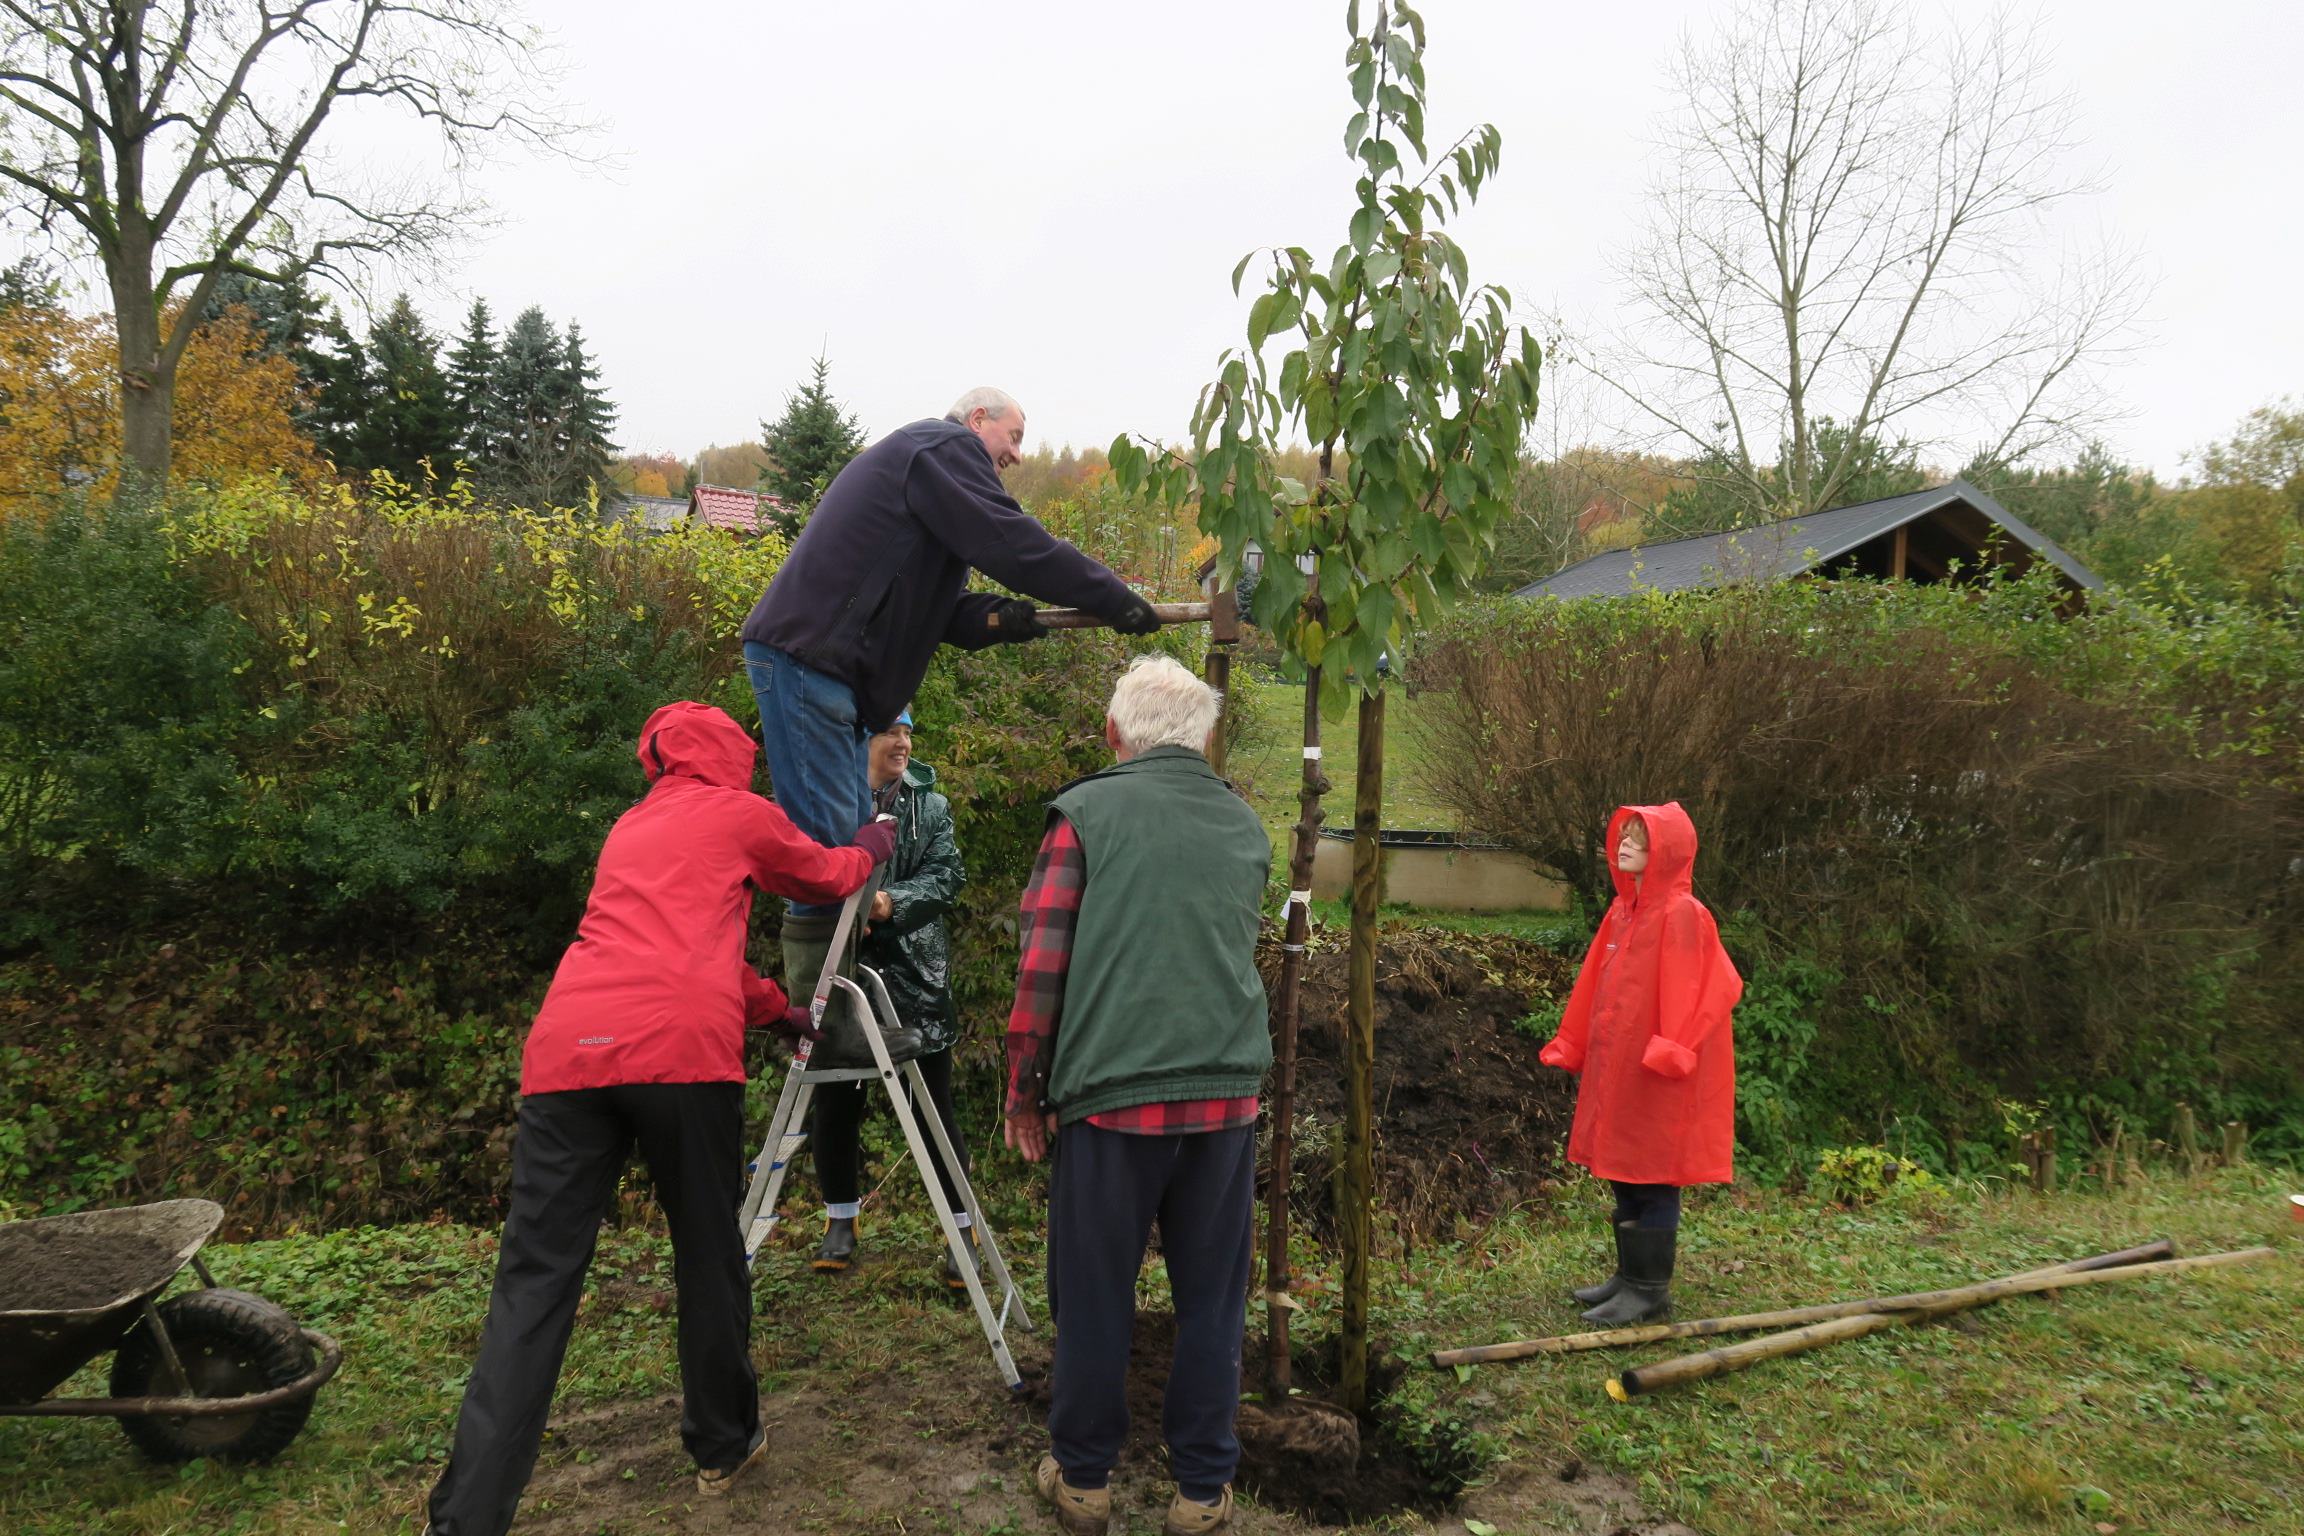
989, 597, 1047, 642
850, 817, 898, 866
772, 1004, 826, 1044
1107, 593, 1161, 636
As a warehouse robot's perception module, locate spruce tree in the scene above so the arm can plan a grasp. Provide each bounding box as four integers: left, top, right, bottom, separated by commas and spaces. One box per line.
486, 305, 569, 507
445, 298, 498, 472
348, 294, 457, 488
557, 322, 618, 506
299, 303, 368, 469
759, 353, 865, 532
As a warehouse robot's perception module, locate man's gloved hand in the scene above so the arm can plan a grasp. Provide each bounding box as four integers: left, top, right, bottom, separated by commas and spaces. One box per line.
1107, 594, 1161, 636
772, 1004, 826, 1044
990, 598, 1047, 642
851, 817, 898, 866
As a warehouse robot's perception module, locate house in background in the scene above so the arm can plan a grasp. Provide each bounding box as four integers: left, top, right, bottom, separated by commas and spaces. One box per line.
613, 493, 689, 533
1515, 480, 2103, 608
686, 483, 791, 536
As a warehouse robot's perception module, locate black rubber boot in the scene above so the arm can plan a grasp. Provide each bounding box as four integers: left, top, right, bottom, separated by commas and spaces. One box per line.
783, 914, 924, 1069
1570, 1221, 1626, 1307
1577, 1224, 1674, 1327
940, 1226, 980, 1292
812, 1216, 858, 1272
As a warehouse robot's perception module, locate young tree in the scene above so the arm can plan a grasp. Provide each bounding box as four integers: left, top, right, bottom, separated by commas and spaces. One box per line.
0, 1, 573, 493
759, 353, 865, 532
1113, 0, 1539, 1412
348, 294, 457, 487
1602, 0, 2143, 524
445, 298, 499, 469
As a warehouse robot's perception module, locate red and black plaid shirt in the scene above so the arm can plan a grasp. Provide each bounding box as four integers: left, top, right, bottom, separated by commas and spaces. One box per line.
1006, 814, 1259, 1135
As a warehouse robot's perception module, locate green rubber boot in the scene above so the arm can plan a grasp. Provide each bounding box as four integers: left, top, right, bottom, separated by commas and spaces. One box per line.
781, 913, 922, 1069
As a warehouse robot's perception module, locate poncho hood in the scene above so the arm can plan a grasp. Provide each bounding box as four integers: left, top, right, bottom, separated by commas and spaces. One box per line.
637, 701, 757, 791
1610, 801, 1698, 902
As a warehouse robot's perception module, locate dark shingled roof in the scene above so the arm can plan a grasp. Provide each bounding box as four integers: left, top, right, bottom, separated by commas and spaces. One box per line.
1514, 480, 2102, 601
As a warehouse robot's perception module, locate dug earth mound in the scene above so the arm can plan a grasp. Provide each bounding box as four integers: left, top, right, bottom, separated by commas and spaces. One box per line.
1262, 926, 1582, 1241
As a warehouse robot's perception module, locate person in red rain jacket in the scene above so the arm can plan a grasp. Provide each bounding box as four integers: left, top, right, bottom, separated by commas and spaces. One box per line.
424, 701, 896, 1536
1539, 802, 1742, 1327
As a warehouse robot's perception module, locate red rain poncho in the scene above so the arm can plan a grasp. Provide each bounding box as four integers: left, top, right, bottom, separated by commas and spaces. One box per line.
1540, 802, 1742, 1186
520, 701, 874, 1095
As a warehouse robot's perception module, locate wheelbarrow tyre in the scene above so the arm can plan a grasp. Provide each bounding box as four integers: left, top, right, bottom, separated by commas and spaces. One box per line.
109, 1288, 317, 1463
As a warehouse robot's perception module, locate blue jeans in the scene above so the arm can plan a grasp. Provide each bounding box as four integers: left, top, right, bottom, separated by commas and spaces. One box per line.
743, 642, 870, 917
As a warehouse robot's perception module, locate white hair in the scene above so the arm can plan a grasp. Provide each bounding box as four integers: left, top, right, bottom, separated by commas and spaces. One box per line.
945, 386, 1020, 424
1107, 655, 1218, 755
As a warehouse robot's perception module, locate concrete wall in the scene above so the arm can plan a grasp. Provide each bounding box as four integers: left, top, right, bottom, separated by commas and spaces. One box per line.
1308, 834, 1569, 913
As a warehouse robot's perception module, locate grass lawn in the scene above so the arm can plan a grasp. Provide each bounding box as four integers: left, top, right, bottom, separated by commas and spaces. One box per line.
1226, 673, 1461, 849
3, 1167, 2294, 1535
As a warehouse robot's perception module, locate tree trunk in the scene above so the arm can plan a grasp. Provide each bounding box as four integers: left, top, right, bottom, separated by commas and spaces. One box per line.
109, 253, 173, 499
1339, 687, 1384, 1414
1262, 664, 1325, 1395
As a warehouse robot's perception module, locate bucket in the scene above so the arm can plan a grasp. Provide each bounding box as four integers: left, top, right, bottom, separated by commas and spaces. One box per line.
2289, 1193, 2304, 1222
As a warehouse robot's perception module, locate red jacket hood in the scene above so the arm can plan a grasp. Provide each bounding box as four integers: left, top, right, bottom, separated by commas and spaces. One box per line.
1609, 801, 1698, 902
636, 701, 757, 790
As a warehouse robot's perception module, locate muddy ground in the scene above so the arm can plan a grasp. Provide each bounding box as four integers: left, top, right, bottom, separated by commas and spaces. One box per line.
516, 1319, 1693, 1536
1268, 926, 1583, 1242
500, 928, 1653, 1535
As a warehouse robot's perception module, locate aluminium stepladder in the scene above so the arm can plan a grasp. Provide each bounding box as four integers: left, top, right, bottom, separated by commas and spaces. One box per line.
737, 877, 1033, 1389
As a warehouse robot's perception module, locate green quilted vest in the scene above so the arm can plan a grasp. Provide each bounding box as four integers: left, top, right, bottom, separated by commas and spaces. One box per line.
1045, 746, 1272, 1123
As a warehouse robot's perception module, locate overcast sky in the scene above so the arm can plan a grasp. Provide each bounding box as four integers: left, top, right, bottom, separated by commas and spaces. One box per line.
17, 0, 2302, 478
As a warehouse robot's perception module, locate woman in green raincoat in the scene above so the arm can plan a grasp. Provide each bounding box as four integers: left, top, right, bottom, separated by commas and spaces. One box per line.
807, 709, 976, 1286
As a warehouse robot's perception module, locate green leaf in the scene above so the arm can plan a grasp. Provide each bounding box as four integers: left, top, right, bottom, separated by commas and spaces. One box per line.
1231, 250, 1255, 297
1351, 57, 1376, 108
1464, 1518, 1496, 1534
1343, 110, 1368, 157
1350, 205, 1378, 254
1248, 292, 1278, 351
1364, 249, 1402, 286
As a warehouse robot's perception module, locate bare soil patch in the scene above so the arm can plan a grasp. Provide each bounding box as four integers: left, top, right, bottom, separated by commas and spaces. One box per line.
1264, 927, 1582, 1240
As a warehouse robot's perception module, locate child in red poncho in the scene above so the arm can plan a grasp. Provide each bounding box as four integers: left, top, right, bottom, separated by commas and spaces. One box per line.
1539, 802, 1742, 1326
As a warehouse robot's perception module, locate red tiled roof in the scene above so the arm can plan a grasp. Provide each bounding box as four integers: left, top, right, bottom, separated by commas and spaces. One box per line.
688, 484, 790, 535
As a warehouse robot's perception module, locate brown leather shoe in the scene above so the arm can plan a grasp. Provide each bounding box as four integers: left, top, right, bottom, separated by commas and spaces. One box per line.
1164, 1485, 1234, 1534
1034, 1453, 1111, 1534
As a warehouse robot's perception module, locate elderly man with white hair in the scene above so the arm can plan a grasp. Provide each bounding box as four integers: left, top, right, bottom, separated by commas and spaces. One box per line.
739, 389, 1158, 1073
1005, 655, 1271, 1536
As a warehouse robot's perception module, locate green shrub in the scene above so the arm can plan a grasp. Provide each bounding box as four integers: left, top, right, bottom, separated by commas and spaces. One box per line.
0, 479, 1225, 1223
1420, 573, 2304, 1165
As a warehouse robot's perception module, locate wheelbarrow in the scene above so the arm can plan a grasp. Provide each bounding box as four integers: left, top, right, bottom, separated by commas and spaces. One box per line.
0, 1197, 340, 1462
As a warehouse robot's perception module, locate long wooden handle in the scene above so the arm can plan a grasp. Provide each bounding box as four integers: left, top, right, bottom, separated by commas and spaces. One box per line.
987, 601, 1214, 632
1430, 1239, 2176, 1366
1607, 1246, 2273, 1400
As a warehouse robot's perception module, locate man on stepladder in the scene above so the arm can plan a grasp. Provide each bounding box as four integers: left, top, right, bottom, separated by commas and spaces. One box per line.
1005, 657, 1271, 1536
738, 388, 1159, 1070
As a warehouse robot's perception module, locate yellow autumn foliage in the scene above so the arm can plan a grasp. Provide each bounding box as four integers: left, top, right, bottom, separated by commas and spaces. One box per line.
0, 302, 328, 511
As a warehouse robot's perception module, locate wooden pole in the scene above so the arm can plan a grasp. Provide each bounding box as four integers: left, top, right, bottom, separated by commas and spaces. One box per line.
1430, 1240, 2175, 1366
1339, 687, 1385, 1414
2174, 1103, 2201, 1174
1606, 1248, 2274, 1400
1261, 664, 1325, 1395
2221, 1121, 2248, 1167
1201, 583, 1238, 778
997, 600, 1213, 632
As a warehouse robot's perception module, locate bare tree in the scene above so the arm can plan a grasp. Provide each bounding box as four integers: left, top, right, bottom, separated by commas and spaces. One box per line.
1602, 0, 2144, 522
0, 1, 578, 492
